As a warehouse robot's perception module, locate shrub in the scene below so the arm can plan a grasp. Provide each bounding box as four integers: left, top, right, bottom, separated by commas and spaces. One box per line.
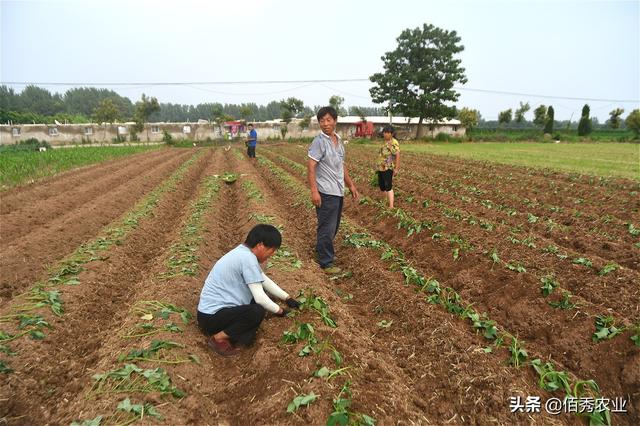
162, 130, 174, 145
0, 138, 51, 153
435, 132, 450, 141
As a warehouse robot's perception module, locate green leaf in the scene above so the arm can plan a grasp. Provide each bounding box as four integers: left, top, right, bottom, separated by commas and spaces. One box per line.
70, 416, 103, 426
0, 360, 14, 374
314, 367, 331, 378
287, 392, 317, 413
326, 411, 349, 426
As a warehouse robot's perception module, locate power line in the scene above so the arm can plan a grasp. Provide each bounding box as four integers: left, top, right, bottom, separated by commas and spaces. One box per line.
2, 78, 638, 103
454, 86, 639, 103
1, 78, 368, 86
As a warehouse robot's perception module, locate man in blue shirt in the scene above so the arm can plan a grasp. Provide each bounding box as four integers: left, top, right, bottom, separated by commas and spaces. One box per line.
197, 224, 300, 356
246, 123, 257, 158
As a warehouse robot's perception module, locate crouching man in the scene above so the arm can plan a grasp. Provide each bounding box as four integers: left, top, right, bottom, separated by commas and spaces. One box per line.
197, 224, 300, 356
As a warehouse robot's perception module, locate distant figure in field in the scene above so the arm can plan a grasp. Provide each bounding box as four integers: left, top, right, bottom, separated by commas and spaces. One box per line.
196, 224, 300, 356
246, 123, 257, 158
377, 125, 401, 209
307, 106, 359, 275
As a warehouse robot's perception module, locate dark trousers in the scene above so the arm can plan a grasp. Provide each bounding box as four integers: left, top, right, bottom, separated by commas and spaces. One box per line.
247, 145, 256, 158
197, 303, 265, 346
315, 192, 343, 268
377, 169, 393, 191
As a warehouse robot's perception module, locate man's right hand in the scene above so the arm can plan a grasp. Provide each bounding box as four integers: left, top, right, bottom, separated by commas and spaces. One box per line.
311, 190, 321, 208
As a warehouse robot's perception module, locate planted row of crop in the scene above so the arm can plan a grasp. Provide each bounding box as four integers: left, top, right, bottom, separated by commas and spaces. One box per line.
249, 150, 392, 424
256, 148, 616, 425
258, 147, 636, 426
389, 150, 639, 245
396, 148, 638, 212
344, 150, 639, 267
319, 151, 640, 322
70, 157, 230, 424
260, 149, 611, 313
0, 150, 203, 375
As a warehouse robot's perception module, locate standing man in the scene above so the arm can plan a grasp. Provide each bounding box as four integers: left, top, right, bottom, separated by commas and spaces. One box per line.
246, 123, 257, 159
307, 106, 359, 275
197, 224, 300, 356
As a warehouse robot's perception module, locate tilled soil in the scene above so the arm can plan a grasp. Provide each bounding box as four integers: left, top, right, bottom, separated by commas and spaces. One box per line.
1, 144, 637, 425
261, 143, 639, 425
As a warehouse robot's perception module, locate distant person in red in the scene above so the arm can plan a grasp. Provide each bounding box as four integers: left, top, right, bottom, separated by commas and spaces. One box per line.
196, 224, 300, 356
246, 123, 257, 158
376, 125, 400, 208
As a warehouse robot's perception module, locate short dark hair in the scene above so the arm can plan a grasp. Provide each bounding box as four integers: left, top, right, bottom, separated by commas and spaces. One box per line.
248, 123, 254, 127
382, 125, 395, 134
245, 224, 282, 249
316, 106, 338, 121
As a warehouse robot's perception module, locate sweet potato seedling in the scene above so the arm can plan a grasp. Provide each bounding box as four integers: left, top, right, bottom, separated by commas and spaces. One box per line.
592, 315, 623, 342
287, 392, 318, 414
631, 323, 640, 347
530, 359, 571, 393
548, 292, 576, 310
598, 263, 619, 276
540, 275, 558, 297
507, 335, 528, 367
90, 364, 185, 398
116, 398, 163, 422
118, 339, 198, 365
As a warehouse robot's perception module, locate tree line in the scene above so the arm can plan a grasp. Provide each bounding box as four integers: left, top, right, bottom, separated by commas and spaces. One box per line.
456, 102, 637, 136
0, 85, 386, 125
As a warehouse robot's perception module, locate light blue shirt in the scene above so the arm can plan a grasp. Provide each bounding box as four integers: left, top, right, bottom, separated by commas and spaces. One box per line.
308, 132, 345, 197
197, 244, 264, 314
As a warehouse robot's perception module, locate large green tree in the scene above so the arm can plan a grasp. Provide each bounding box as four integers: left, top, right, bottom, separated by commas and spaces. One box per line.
544, 105, 555, 134
533, 105, 547, 128
498, 109, 512, 126
625, 109, 640, 138
279, 97, 305, 139
92, 99, 121, 124
328, 95, 347, 116
369, 23, 467, 138
607, 108, 625, 129
514, 102, 530, 123
19, 85, 64, 116
239, 105, 254, 122
132, 94, 160, 140
578, 104, 592, 136
457, 107, 480, 132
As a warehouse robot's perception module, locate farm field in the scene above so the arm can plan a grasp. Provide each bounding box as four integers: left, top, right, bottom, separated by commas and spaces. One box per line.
0, 143, 638, 425
400, 142, 640, 180
0, 145, 162, 190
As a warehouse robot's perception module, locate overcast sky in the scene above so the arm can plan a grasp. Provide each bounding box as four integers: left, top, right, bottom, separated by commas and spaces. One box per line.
1, 0, 638, 121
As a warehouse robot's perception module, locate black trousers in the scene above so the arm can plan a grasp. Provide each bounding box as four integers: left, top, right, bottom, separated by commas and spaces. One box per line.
315, 192, 343, 268
377, 169, 393, 191
247, 145, 256, 158
197, 303, 265, 346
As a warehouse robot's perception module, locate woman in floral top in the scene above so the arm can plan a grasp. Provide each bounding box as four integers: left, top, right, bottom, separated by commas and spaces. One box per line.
377, 125, 401, 208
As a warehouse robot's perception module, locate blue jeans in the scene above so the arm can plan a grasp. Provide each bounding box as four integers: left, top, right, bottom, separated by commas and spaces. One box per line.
315, 193, 343, 268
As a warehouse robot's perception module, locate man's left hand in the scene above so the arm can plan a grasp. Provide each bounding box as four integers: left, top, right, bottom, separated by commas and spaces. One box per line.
285, 298, 301, 309
350, 186, 360, 202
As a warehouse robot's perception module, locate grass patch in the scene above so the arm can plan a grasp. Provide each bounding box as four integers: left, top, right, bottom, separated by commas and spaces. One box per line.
0, 145, 161, 189
399, 142, 639, 180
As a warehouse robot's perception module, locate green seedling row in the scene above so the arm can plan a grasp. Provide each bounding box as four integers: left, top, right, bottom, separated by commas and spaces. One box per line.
161, 174, 221, 279
0, 150, 203, 373
257, 148, 612, 425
